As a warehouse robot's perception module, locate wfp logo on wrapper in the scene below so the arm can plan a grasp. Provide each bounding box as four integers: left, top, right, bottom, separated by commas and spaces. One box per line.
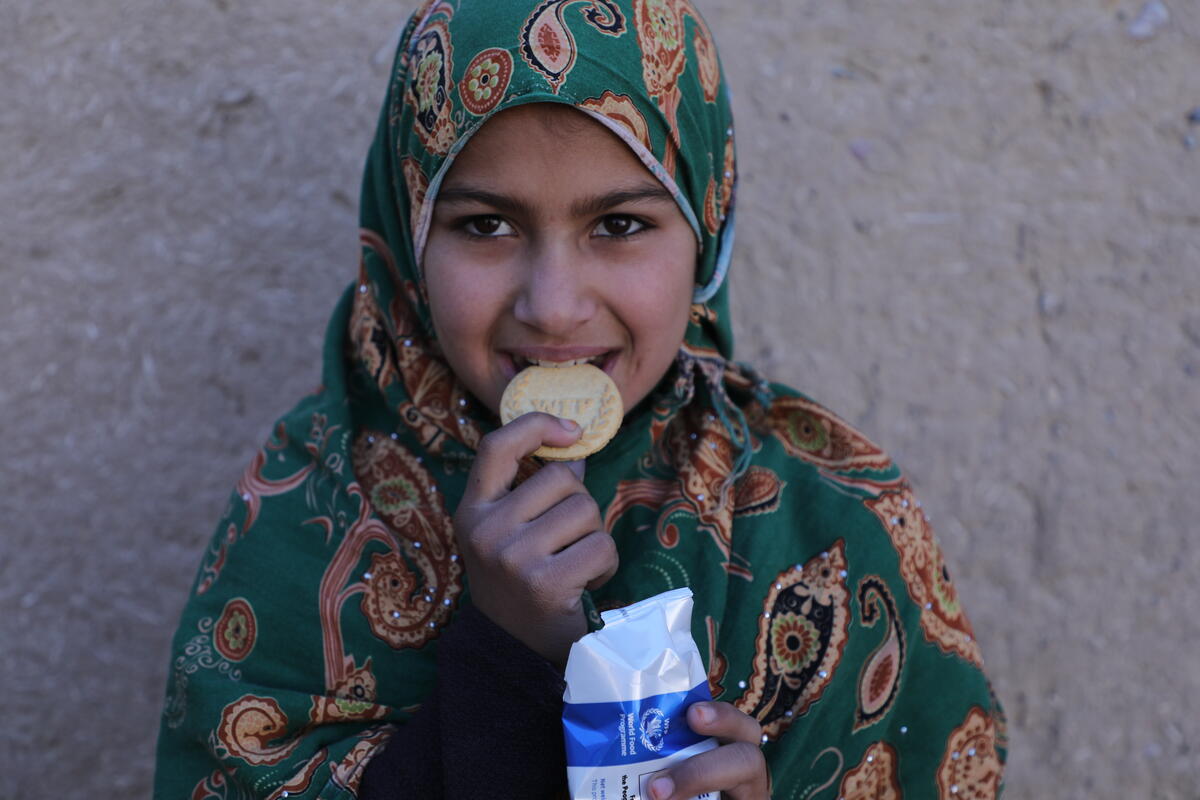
639, 708, 669, 752
564, 682, 712, 767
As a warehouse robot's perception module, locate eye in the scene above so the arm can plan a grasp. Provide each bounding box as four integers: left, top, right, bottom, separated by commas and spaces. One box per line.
462, 215, 514, 237
593, 214, 648, 238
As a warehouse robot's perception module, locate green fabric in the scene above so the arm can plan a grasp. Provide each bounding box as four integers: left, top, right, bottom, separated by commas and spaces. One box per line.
154, 2, 1007, 797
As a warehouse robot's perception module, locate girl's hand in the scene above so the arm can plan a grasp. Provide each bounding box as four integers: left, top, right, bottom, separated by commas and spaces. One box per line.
647, 702, 769, 800
453, 412, 619, 667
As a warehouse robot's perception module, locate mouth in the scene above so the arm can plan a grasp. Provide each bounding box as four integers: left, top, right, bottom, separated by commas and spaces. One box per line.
502, 350, 617, 379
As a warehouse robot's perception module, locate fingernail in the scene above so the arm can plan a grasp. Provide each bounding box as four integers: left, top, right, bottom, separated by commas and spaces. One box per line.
650, 775, 674, 800
692, 703, 713, 725
558, 417, 578, 431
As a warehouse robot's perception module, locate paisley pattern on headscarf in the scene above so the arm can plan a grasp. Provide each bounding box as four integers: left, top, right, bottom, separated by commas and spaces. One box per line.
154, 2, 1006, 797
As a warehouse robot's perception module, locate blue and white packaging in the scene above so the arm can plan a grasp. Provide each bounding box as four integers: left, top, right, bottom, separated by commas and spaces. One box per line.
563, 587, 718, 800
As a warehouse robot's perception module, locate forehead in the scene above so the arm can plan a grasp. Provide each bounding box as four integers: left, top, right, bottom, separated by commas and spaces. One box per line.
442, 104, 653, 190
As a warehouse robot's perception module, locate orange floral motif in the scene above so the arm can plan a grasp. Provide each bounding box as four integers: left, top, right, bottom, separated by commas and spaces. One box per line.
237, 450, 316, 534
399, 158, 430, 239
703, 132, 735, 235
349, 281, 401, 393
579, 90, 652, 151
604, 404, 781, 577
196, 525, 238, 597
988, 681, 1010, 754
753, 396, 903, 497
350, 265, 483, 457
634, 0, 686, 143
314, 482, 400, 692
703, 178, 720, 235
770, 612, 821, 673
866, 489, 983, 667
213, 598, 256, 662
838, 742, 902, 800
310, 660, 390, 725
360, 228, 403, 294
217, 695, 300, 766
385, 289, 484, 454
704, 615, 728, 698
690, 2, 720, 102
307, 695, 388, 726
406, 8, 457, 154
937, 707, 1004, 799
266, 749, 326, 800
350, 256, 477, 455
632, 0, 714, 146
198, 446, 315, 594
188, 770, 232, 800
521, 0, 626, 93
760, 395, 894, 475
330, 726, 397, 793
689, 302, 719, 327
353, 434, 463, 648
329, 659, 381, 710
459, 48, 513, 116
735, 542, 850, 739
734, 464, 783, 516
854, 577, 905, 731
661, 133, 680, 180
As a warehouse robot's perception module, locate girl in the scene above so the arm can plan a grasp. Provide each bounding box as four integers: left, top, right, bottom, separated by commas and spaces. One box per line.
155, 1, 1006, 798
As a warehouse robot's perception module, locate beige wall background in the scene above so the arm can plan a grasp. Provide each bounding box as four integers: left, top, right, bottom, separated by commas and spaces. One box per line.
3, 0, 1198, 796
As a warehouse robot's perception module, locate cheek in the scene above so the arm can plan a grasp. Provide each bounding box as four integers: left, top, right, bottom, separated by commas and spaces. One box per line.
425, 270, 462, 326
423, 246, 493, 341
423, 274, 459, 341
423, 263, 503, 402
661, 239, 699, 333
627, 242, 696, 348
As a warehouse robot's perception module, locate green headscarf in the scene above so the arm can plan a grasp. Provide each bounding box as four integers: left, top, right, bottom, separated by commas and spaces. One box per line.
155, 2, 1006, 797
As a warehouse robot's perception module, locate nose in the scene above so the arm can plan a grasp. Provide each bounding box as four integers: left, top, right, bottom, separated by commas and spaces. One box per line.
512, 242, 597, 336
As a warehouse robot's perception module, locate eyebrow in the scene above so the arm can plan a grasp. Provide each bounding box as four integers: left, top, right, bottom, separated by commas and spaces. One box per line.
434, 183, 676, 218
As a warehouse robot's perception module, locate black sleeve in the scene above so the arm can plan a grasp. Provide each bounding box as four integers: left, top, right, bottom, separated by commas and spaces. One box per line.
358, 602, 570, 799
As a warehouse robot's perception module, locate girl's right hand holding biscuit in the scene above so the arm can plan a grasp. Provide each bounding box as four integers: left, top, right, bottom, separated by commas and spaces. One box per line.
453, 412, 620, 668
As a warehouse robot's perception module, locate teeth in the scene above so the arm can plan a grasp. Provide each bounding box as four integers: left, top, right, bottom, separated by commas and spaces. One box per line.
527, 356, 605, 368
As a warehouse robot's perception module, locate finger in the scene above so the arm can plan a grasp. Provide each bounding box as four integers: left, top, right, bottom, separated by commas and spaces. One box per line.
562, 459, 585, 481
544, 529, 618, 592
687, 702, 763, 745
647, 742, 767, 800
490, 488, 599, 573
464, 413, 582, 502
502, 460, 587, 524
584, 538, 619, 591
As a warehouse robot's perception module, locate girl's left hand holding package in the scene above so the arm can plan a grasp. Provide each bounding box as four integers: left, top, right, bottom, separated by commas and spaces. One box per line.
652, 702, 768, 800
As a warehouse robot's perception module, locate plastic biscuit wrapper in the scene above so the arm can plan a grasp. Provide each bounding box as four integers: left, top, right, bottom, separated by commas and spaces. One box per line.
562, 588, 718, 800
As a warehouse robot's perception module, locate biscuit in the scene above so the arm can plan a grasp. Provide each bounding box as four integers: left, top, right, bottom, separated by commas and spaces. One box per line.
499, 364, 623, 460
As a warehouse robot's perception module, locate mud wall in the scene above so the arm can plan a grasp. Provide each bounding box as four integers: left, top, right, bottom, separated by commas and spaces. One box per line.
2, 0, 1198, 795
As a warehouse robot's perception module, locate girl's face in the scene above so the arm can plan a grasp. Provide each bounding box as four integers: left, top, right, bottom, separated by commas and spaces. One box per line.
422, 103, 698, 416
